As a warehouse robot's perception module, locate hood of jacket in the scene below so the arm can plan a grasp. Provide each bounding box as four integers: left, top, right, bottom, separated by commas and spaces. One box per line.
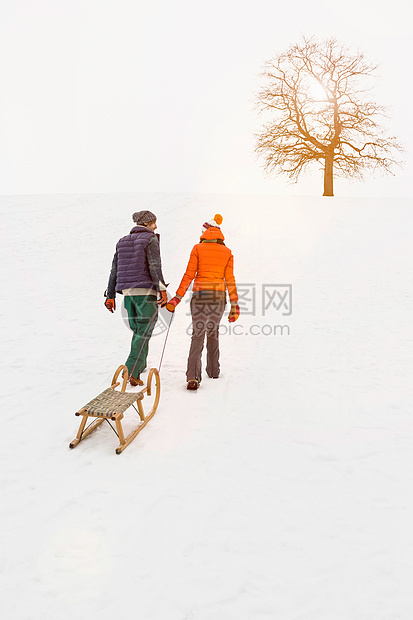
200, 226, 225, 242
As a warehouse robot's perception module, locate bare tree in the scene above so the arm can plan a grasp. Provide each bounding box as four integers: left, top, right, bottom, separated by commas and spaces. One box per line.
255, 37, 402, 196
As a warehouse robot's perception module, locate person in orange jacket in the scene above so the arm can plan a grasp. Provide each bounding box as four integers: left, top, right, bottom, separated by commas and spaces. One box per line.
166, 214, 240, 390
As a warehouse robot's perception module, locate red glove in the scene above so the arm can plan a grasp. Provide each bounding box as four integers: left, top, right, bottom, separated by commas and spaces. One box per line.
157, 291, 168, 307
105, 298, 116, 313
228, 303, 240, 322
166, 296, 181, 312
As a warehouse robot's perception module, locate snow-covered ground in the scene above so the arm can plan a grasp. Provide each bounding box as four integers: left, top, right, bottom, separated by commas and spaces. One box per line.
1, 192, 413, 619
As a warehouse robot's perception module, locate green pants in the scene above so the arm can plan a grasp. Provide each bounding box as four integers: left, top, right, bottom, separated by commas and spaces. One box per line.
124, 295, 158, 379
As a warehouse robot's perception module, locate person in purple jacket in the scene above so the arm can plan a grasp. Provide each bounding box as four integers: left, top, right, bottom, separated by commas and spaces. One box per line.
104, 210, 168, 386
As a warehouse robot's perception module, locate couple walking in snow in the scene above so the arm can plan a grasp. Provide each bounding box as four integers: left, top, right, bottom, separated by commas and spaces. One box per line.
104, 211, 239, 391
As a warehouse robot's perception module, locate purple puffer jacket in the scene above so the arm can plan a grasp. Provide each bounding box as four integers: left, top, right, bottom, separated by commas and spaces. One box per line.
114, 226, 155, 293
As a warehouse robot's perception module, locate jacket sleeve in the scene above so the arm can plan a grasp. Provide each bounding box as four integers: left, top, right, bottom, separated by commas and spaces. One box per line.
146, 235, 167, 292
176, 246, 199, 298
224, 253, 238, 303
106, 251, 118, 298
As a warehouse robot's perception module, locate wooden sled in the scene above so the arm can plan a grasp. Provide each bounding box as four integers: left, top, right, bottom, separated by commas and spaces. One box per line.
69, 365, 160, 454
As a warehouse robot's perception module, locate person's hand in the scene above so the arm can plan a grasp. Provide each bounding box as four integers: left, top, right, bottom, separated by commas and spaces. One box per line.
166, 296, 181, 312
228, 303, 240, 322
105, 298, 116, 313
157, 291, 168, 307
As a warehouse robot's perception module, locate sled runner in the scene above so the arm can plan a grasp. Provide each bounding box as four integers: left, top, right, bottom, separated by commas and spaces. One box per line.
69, 364, 160, 454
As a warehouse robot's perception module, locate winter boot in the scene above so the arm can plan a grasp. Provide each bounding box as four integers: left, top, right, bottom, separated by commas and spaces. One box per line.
130, 375, 144, 387
207, 371, 219, 378
187, 380, 200, 391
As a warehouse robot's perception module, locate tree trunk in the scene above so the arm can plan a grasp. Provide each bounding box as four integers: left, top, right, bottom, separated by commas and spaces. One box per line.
323, 152, 334, 196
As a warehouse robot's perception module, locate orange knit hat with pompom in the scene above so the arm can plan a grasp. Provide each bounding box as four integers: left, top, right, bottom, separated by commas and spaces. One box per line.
202, 214, 223, 231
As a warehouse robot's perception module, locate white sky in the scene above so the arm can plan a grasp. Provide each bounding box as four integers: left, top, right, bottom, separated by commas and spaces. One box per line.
0, 0, 412, 197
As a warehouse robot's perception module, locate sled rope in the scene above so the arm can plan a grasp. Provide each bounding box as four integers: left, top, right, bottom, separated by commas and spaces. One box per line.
158, 312, 174, 371
129, 308, 173, 378
129, 309, 160, 379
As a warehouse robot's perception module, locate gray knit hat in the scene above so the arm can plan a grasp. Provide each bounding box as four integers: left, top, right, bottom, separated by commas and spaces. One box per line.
132, 210, 157, 225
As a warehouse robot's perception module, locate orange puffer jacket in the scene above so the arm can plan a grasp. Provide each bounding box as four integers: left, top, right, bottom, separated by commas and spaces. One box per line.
176, 227, 238, 302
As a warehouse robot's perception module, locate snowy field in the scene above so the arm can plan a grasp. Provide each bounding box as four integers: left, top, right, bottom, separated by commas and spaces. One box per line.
1, 192, 413, 619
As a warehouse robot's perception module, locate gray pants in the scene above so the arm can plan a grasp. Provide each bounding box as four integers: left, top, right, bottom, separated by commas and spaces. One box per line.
186, 292, 226, 382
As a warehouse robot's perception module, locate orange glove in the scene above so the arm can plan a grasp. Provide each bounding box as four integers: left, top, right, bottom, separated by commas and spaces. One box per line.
166, 296, 181, 312
157, 291, 168, 307
105, 298, 116, 313
228, 303, 240, 322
